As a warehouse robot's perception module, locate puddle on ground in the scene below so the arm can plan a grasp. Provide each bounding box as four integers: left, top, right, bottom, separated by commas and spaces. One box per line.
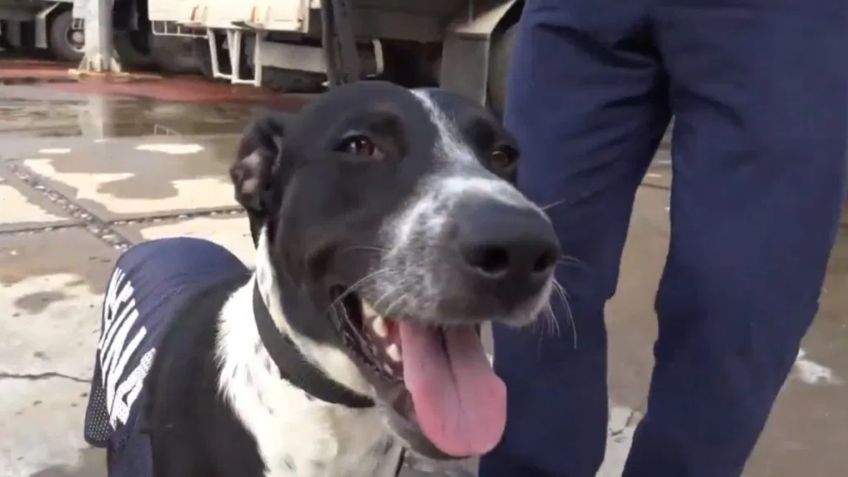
14, 291, 69, 314
0, 93, 260, 139
0, 76, 303, 140
0, 79, 291, 205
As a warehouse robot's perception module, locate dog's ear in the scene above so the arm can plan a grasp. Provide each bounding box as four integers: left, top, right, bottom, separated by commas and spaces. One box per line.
231, 112, 289, 245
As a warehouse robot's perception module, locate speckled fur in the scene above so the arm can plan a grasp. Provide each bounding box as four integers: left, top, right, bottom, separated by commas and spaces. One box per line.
215, 237, 403, 477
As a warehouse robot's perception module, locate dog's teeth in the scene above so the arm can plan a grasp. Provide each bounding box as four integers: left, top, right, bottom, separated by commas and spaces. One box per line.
382, 363, 394, 375
372, 316, 388, 338
386, 343, 401, 363
362, 301, 378, 319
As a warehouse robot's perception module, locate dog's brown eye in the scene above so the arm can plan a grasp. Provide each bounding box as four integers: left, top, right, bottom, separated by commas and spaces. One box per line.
490, 147, 517, 173
341, 136, 385, 160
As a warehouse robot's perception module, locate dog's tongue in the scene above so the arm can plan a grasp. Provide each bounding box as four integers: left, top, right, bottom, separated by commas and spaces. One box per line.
399, 322, 506, 457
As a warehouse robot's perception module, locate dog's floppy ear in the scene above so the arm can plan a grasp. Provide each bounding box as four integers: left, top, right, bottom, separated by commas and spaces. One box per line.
231, 112, 289, 245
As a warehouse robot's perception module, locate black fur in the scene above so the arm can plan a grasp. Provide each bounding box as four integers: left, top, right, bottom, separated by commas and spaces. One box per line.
230, 82, 521, 348
106, 82, 554, 476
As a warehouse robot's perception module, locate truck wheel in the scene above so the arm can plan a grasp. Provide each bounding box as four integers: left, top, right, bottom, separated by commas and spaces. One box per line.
261, 67, 325, 93
194, 38, 215, 79
149, 33, 199, 74
114, 31, 153, 69
0, 21, 12, 51
48, 10, 85, 62
2, 21, 39, 55
380, 40, 439, 88
488, 22, 518, 118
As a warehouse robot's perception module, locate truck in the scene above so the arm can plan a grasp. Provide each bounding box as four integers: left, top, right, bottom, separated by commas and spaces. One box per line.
2, 0, 522, 114
0, 0, 161, 71
146, 0, 522, 114
0, 1, 85, 61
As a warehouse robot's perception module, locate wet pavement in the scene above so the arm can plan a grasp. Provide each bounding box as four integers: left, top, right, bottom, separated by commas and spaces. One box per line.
0, 59, 846, 477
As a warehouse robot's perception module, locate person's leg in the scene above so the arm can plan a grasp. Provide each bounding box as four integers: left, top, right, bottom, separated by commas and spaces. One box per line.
623, 1, 848, 476
478, 1, 671, 476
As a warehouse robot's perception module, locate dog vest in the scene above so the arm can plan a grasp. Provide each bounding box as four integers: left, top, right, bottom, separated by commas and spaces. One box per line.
84, 237, 248, 477
84, 237, 397, 476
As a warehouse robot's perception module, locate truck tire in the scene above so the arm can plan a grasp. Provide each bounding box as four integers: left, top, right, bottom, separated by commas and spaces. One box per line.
194, 38, 215, 79
488, 22, 518, 117
2, 21, 39, 55
0, 22, 12, 51
261, 67, 325, 93
149, 33, 199, 74
193, 37, 216, 79
114, 31, 154, 70
48, 10, 85, 62
380, 40, 439, 88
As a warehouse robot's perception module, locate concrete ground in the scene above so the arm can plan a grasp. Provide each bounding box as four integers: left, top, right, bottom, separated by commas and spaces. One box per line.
1, 60, 846, 477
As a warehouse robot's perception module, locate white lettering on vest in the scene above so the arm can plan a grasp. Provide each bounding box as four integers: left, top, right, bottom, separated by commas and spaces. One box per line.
98, 267, 157, 428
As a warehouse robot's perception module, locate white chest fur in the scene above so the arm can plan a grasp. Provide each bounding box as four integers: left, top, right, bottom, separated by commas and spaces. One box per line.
215, 279, 403, 477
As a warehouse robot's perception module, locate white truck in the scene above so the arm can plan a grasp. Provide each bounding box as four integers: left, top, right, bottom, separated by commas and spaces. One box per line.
0, 0, 157, 68
2, 0, 522, 113
146, 0, 523, 113
0, 0, 85, 61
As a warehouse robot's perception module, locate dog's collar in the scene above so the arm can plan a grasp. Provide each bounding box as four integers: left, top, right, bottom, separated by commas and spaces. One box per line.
252, 282, 375, 408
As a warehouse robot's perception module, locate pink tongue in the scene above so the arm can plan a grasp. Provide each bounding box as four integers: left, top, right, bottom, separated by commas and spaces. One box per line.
399, 322, 506, 457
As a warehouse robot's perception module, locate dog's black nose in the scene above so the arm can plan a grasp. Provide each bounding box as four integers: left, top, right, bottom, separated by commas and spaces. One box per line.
453, 199, 560, 306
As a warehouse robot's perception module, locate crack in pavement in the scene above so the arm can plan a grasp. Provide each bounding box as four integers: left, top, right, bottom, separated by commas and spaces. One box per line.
0, 161, 133, 250
0, 371, 88, 383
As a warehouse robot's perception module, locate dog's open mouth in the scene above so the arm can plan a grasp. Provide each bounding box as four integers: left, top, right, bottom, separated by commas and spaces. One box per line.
329, 286, 506, 458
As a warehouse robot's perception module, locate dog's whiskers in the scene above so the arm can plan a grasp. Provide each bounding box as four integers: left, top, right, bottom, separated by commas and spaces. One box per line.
552, 279, 578, 349
326, 268, 392, 312
382, 292, 410, 319
372, 282, 402, 311
339, 245, 390, 255
370, 274, 416, 316
540, 302, 561, 338
557, 255, 586, 271
540, 198, 567, 211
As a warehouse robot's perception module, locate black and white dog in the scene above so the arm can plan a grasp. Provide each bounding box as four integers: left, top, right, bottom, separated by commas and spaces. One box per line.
85, 81, 560, 477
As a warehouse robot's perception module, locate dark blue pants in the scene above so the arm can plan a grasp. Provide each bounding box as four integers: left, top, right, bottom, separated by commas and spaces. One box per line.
480, 1, 847, 476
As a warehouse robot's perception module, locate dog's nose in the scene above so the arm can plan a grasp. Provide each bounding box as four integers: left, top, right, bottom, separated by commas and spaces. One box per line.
453, 199, 560, 302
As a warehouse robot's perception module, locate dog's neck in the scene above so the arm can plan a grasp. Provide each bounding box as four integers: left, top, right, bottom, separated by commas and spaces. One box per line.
251, 230, 373, 398
215, 243, 402, 476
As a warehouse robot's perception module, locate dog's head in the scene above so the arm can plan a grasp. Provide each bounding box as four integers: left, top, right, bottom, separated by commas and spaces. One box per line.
231, 82, 559, 459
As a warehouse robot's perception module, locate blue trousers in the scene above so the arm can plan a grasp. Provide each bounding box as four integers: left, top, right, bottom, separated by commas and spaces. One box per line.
479, 1, 848, 476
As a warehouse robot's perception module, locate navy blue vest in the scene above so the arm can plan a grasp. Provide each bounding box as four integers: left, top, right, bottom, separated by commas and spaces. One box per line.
84, 237, 248, 476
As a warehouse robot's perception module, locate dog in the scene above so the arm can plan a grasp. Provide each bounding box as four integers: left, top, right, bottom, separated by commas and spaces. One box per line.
84, 81, 560, 477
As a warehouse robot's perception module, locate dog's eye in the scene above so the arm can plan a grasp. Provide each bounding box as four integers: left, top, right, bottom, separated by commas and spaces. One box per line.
490, 147, 517, 173
340, 135, 385, 160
